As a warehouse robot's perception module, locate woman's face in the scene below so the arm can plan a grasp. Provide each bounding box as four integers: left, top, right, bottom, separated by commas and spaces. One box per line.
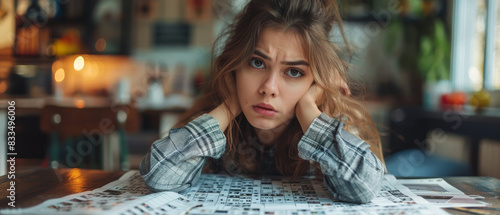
236, 27, 314, 131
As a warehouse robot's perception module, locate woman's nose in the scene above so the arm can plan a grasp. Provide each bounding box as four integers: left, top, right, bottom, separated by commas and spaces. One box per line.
258, 72, 279, 97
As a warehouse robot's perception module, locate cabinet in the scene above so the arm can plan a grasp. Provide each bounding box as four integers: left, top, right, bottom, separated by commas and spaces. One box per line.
13, 0, 132, 57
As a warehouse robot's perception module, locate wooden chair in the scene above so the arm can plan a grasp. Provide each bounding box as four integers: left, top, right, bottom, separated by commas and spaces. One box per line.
40, 102, 140, 171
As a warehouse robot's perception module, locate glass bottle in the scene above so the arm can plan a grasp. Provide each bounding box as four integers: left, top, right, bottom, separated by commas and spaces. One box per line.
15, 0, 49, 56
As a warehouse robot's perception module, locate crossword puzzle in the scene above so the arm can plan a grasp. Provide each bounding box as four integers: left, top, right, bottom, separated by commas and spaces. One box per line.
179, 174, 339, 210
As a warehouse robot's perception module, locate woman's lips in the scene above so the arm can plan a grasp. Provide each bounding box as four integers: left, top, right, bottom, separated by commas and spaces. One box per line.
252, 103, 277, 116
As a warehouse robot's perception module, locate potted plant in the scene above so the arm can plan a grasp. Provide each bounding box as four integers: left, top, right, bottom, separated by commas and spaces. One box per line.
418, 19, 452, 110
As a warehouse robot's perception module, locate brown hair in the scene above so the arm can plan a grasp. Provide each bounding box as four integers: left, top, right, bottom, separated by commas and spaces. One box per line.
175, 0, 384, 177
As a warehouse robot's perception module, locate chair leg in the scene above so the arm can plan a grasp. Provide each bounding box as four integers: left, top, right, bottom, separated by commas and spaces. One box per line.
50, 132, 59, 169
75, 137, 85, 169
102, 134, 119, 171
118, 128, 129, 171
66, 137, 75, 168
90, 143, 98, 169
102, 135, 110, 171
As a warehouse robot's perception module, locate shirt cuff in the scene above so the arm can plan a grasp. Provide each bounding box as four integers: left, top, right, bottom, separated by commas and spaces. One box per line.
298, 113, 340, 160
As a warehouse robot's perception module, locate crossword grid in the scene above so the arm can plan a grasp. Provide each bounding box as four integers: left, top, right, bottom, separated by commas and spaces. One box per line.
180, 174, 337, 210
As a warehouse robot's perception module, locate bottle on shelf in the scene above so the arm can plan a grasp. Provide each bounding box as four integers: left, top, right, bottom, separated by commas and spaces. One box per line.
14, 0, 49, 56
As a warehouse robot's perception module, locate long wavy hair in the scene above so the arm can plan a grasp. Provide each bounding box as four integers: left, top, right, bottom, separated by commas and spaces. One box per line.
174, 0, 384, 177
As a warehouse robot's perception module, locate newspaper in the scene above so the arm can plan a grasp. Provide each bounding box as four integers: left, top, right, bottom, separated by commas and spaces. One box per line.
182, 174, 447, 215
398, 178, 490, 208
0, 171, 450, 215
0, 171, 198, 215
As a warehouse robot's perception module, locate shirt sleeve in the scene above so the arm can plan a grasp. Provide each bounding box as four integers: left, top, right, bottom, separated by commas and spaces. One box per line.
139, 113, 226, 192
297, 113, 385, 203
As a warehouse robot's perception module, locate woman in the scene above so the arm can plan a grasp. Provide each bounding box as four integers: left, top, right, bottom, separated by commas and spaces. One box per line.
140, 0, 385, 203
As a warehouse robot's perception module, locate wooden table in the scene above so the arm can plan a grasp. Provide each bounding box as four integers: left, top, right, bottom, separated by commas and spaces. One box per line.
0, 168, 124, 208
0, 168, 499, 214
389, 106, 500, 176
441, 177, 500, 214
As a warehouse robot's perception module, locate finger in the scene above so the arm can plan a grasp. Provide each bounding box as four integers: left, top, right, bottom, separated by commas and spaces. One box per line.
337, 78, 351, 96
311, 84, 325, 105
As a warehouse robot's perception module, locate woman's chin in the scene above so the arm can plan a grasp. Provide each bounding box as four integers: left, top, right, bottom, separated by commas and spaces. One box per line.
246, 117, 277, 130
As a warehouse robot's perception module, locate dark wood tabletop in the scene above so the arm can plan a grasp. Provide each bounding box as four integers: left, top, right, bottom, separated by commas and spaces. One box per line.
0, 168, 499, 214
440, 177, 500, 214
0, 168, 124, 208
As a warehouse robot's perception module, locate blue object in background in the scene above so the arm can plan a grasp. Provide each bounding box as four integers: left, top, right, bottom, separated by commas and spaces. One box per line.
385, 149, 471, 177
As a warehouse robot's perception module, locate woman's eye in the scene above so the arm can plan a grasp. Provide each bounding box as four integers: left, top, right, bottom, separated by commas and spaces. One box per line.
286, 69, 303, 78
250, 59, 265, 69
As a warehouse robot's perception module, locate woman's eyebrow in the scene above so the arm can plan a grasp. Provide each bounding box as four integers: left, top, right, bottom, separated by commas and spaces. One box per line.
254, 50, 309, 66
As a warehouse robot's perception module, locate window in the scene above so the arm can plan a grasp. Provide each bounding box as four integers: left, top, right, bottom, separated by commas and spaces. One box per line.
451, 0, 498, 91
490, 0, 499, 89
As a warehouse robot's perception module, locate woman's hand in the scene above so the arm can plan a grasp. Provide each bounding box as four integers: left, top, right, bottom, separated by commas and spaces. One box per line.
297, 83, 325, 108
209, 72, 241, 132
295, 83, 324, 133
225, 71, 242, 117
337, 77, 351, 96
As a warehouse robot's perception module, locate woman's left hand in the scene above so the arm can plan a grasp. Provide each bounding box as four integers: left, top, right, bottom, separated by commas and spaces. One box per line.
295, 83, 324, 133
297, 83, 325, 108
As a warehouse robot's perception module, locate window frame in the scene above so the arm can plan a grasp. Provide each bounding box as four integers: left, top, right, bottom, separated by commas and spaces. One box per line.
483, 0, 497, 90
450, 0, 498, 91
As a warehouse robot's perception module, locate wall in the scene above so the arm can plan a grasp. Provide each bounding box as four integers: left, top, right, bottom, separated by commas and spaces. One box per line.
479, 139, 500, 179
0, 0, 14, 53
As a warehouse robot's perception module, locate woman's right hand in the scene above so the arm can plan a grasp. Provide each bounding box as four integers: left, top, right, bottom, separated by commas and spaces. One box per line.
225, 71, 242, 117
337, 77, 351, 96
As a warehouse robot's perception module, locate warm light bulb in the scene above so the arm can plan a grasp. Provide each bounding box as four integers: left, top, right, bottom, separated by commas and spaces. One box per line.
52, 60, 62, 73
74, 56, 85, 71
75, 99, 85, 109
54, 68, 65, 82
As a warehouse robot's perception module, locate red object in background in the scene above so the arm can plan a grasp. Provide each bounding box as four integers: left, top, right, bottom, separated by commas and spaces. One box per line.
440, 92, 466, 109
189, 0, 205, 17
193, 71, 206, 95
186, 0, 211, 21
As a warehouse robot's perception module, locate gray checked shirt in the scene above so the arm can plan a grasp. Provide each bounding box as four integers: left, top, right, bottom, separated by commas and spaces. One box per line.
139, 113, 385, 203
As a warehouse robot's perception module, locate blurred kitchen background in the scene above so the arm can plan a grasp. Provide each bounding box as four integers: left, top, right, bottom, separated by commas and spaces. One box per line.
0, 0, 499, 178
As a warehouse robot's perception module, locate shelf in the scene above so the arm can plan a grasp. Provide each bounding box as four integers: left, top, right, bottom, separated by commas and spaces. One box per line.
0, 56, 55, 67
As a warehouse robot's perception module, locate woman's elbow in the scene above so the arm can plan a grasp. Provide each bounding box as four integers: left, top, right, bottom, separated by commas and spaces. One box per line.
141, 174, 190, 193
139, 156, 197, 193
354, 173, 384, 203
325, 168, 384, 204
344, 187, 379, 204
138, 154, 174, 192
335, 179, 382, 204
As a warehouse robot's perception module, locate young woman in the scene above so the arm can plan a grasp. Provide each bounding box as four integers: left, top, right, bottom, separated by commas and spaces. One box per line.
140, 0, 385, 203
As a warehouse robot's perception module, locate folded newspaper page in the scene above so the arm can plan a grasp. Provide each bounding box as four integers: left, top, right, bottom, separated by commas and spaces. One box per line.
398, 178, 489, 208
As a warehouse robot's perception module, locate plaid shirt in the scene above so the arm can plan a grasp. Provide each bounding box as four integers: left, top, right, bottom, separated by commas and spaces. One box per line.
139, 113, 384, 203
